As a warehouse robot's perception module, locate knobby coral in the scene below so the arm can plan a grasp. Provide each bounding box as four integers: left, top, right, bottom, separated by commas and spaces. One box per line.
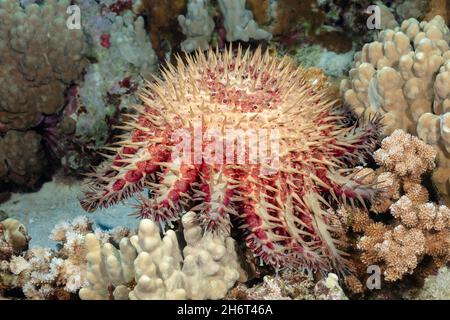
79, 211, 246, 300
0, 0, 87, 130
0, 0, 87, 186
341, 15, 449, 134
340, 15, 450, 203
80, 46, 381, 275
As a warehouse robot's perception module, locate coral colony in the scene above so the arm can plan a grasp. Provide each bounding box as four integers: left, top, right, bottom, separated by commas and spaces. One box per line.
3, 0, 450, 302
81, 46, 380, 274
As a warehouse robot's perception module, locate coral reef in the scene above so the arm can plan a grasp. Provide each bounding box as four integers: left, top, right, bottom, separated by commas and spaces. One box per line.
270, 0, 378, 52
64, 1, 158, 172
0, 131, 48, 187
1, 216, 130, 299
313, 273, 348, 300
0, 0, 87, 130
4, 0, 449, 302
0, 219, 29, 257
407, 266, 450, 299
245, 0, 271, 26
227, 271, 315, 300
178, 0, 215, 52
340, 15, 450, 203
81, 46, 381, 275
218, 0, 272, 42
0, 0, 87, 186
424, 0, 450, 23
294, 45, 355, 79
0, 218, 30, 294
227, 271, 348, 300
79, 211, 246, 300
348, 130, 450, 282
396, 0, 430, 21
142, 0, 187, 58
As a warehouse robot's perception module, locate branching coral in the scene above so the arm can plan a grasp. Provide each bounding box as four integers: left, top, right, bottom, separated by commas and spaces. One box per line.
178, 0, 215, 52
218, 0, 272, 42
340, 15, 450, 203
79, 211, 246, 300
349, 130, 450, 282
2, 216, 129, 299
72, 1, 158, 149
373, 129, 437, 181
59, 1, 159, 172
80, 46, 381, 275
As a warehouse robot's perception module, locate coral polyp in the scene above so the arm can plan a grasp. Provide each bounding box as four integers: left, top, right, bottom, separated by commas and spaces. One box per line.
80, 46, 380, 274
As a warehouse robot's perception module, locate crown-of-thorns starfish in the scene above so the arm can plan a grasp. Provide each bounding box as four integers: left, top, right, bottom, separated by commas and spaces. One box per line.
80, 46, 381, 274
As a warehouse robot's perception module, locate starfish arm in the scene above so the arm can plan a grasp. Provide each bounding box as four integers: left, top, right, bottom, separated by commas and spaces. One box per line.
80, 142, 169, 212
133, 161, 199, 224
302, 191, 353, 275
333, 114, 382, 164
273, 173, 332, 272
327, 169, 379, 209
237, 172, 287, 268
191, 163, 236, 235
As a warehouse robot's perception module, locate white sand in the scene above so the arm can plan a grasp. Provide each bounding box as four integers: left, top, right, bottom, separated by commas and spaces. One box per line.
0, 178, 141, 248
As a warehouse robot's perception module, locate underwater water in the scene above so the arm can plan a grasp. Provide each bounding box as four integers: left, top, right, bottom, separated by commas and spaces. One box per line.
1, 0, 450, 303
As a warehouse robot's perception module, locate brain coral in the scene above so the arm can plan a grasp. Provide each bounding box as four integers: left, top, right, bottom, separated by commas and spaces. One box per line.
0, 0, 87, 130
340, 15, 450, 203
81, 46, 380, 275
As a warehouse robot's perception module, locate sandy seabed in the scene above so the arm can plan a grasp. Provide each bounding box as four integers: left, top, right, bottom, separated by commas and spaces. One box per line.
0, 177, 141, 248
